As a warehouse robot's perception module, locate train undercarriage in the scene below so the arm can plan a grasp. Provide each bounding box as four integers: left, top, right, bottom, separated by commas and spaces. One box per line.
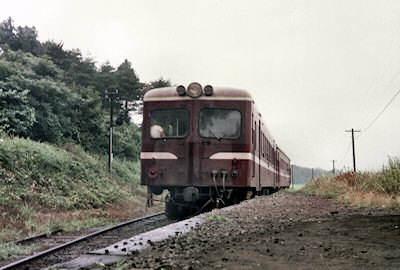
147, 186, 281, 219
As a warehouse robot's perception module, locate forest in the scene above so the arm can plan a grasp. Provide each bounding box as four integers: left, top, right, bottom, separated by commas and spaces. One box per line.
0, 17, 170, 160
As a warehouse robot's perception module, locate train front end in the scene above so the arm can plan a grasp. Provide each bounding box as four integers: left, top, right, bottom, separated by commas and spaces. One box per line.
141, 83, 253, 218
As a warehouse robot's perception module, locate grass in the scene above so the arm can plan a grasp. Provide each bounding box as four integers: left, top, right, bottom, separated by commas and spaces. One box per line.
303, 157, 400, 208
0, 137, 129, 210
0, 243, 38, 260
0, 135, 165, 261
206, 213, 227, 221
287, 184, 305, 192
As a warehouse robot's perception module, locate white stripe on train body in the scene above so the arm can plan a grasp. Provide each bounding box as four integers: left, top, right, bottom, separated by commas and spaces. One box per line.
209, 152, 253, 160
209, 152, 279, 175
141, 151, 289, 178
140, 152, 178, 160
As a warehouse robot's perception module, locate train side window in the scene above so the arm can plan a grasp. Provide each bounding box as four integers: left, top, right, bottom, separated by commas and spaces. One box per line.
150, 108, 189, 139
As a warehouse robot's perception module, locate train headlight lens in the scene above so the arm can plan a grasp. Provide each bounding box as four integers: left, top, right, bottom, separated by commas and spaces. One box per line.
176, 85, 186, 96
187, 82, 203, 98
204, 85, 213, 96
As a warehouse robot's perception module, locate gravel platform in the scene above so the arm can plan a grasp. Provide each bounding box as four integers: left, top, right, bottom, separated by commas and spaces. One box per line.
124, 192, 400, 270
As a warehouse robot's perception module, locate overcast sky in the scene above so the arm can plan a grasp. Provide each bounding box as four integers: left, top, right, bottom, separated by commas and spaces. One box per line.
2, 0, 400, 171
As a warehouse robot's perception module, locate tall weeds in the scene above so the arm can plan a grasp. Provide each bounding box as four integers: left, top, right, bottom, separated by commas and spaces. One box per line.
304, 157, 400, 208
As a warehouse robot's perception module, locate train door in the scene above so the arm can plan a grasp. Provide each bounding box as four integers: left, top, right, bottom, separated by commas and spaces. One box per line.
258, 120, 262, 190
276, 151, 280, 187
252, 119, 256, 178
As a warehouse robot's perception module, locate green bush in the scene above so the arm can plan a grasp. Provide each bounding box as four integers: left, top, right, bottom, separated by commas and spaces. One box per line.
112, 158, 140, 184
112, 123, 141, 161
0, 137, 134, 210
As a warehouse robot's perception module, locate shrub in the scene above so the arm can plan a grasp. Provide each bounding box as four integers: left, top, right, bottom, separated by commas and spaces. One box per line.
0, 137, 130, 210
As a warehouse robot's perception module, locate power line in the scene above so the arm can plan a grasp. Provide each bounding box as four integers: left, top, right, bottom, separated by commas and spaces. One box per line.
338, 88, 400, 170
338, 86, 400, 169
358, 88, 400, 139
338, 142, 352, 169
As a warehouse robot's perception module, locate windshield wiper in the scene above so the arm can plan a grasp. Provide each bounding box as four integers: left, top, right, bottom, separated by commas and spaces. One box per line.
208, 128, 221, 141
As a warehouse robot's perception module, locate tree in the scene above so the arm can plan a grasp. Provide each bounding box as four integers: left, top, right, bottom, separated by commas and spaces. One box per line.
0, 17, 19, 51
146, 77, 172, 91
0, 49, 106, 151
70, 86, 108, 153
114, 59, 143, 123
0, 17, 41, 55
42, 42, 97, 88
93, 61, 117, 108
136, 77, 172, 115
112, 122, 141, 161
16, 25, 41, 55
0, 89, 35, 135
41, 41, 71, 71
66, 51, 97, 87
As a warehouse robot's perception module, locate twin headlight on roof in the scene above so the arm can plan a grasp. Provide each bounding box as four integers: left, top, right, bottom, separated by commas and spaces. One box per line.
176, 82, 213, 98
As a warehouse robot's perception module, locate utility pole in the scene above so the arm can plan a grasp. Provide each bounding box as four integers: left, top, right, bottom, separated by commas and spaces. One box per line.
311, 168, 314, 179
345, 128, 361, 173
331, 160, 337, 175
106, 89, 118, 176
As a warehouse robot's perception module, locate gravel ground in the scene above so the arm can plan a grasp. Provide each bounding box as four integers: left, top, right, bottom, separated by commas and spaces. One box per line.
125, 191, 400, 270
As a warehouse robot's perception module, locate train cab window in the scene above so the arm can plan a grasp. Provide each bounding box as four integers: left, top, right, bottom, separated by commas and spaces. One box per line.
199, 108, 241, 139
149, 109, 189, 139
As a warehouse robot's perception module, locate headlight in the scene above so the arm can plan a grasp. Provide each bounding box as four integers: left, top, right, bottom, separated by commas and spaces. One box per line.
176, 85, 186, 96
204, 85, 213, 96
187, 82, 203, 98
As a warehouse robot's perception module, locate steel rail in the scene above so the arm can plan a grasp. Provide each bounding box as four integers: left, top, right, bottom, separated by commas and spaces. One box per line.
7, 229, 63, 246
0, 212, 165, 270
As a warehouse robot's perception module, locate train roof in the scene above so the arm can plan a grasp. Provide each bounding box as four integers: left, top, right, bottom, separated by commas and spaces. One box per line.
143, 85, 253, 102
277, 147, 291, 162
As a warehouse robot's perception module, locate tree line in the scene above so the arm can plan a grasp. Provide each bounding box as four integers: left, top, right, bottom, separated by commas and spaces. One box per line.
291, 165, 331, 185
0, 17, 170, 160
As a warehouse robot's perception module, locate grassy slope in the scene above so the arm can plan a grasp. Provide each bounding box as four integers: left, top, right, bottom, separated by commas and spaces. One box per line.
0, 136, 161, 246
303, 158, 400, 209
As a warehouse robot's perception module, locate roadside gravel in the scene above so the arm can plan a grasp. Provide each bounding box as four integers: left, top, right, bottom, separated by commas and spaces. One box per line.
126, 191, 400, 270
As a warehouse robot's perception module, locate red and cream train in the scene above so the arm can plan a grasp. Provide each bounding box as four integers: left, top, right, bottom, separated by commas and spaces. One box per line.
141, 83, 290, 218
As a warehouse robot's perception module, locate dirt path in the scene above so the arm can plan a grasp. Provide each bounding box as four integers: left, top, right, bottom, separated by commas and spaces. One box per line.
126, 192, 400, 270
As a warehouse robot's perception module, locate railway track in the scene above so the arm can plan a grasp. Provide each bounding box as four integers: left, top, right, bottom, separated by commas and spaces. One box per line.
0, 212, 171, 270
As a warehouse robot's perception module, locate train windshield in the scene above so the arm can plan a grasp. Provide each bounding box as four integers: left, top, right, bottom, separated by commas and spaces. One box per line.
199, 108, 241, 139
150, 109, 189, 139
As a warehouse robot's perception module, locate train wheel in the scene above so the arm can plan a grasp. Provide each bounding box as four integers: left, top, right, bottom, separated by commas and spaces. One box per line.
165, 196, 178, 219
165, 196, 192, 220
